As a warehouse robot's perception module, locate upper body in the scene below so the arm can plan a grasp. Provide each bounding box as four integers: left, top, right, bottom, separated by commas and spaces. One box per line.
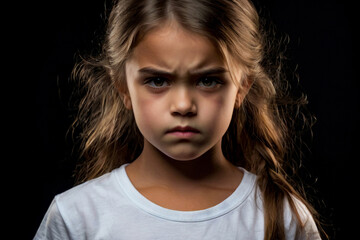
37, 0, 326, 239
34, 164, 320, 240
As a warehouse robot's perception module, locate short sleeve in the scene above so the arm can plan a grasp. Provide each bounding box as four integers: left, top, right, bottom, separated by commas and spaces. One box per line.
33, 198, 72, 240
284, 196, 321, 240
295, 199, 321, 240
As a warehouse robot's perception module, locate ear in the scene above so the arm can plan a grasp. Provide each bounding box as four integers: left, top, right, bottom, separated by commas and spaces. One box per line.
122, 93, 132, 110
234, 91, 242, 109
234, 77, 253, 109
115, 81, 132, 110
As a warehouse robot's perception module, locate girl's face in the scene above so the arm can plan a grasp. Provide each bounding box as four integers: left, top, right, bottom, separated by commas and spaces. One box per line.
125, 21, 244, 161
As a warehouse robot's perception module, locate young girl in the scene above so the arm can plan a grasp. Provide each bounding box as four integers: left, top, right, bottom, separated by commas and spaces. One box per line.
35, 0, 326, 239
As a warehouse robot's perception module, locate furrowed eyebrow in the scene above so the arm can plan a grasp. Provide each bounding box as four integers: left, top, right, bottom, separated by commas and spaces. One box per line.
138, 67, 228, 76
138, 67, 172, 76
191, 67, 229, 76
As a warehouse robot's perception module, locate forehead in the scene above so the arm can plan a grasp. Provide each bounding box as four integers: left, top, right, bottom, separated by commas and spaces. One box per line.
129, 21, 225, 72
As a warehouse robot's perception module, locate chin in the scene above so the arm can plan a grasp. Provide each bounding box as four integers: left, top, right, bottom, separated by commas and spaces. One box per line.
163, 149, 208, 162
169, 156, 199, 161
151, 139, 216, 162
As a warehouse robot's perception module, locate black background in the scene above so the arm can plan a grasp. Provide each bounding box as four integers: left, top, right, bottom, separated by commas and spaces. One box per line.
12, 0, 358, 239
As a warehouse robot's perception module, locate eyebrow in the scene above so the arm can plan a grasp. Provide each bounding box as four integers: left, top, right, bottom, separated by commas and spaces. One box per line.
138, 67, 229, 76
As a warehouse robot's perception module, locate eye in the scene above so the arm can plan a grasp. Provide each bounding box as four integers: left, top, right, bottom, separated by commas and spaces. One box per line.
144, 77, 170, 88
197, 77, 223, 88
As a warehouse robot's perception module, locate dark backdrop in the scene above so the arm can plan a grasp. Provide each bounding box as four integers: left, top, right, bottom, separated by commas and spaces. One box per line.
15, 0, 357, 239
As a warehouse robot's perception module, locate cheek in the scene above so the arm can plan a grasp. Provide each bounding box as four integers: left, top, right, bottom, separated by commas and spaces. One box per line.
199, 91, 237, 131
131, 93, 164, 134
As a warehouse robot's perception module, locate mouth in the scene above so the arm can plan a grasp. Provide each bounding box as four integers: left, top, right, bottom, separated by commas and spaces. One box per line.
166, 126, 200, 138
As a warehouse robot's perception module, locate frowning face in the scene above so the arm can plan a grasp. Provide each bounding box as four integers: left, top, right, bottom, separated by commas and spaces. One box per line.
124, 21, 244, 161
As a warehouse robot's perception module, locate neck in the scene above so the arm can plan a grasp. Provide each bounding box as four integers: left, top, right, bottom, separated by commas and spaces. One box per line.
127, 139, 238, 189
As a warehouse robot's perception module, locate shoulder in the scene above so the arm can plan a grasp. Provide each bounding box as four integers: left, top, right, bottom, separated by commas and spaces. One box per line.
58, 170, 115, 199
54, 167, 130, 226
245, 176, 321, 239
34, 167, 129, 239
34, 198, 71, 240
283, 196, 321, 240
55, 167, 127, 213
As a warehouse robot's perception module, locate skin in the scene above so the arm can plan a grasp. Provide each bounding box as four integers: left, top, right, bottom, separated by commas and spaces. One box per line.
123, 21, 250, 211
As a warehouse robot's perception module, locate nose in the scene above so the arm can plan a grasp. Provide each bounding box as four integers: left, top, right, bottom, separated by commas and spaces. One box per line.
170, 86, 197, 117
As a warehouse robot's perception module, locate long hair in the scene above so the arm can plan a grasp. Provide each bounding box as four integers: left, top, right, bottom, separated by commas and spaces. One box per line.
72, 0, 326, 239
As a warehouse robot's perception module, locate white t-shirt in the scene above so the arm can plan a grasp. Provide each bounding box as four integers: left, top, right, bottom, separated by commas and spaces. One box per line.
34, 164, 320, 240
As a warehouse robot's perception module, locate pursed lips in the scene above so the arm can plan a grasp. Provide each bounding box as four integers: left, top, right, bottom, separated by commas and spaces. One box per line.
166, 126, 200, 137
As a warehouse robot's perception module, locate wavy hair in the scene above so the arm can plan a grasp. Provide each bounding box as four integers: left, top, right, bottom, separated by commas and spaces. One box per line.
71, 0, 326, 239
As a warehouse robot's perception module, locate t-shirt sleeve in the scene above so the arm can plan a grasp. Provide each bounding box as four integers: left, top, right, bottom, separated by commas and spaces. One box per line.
296, 200, 322, 240
33, 198, 72, 240
284, 196, 322, 240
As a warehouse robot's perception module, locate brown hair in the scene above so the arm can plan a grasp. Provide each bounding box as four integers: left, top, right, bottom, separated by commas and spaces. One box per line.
72, 0, 326, 239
